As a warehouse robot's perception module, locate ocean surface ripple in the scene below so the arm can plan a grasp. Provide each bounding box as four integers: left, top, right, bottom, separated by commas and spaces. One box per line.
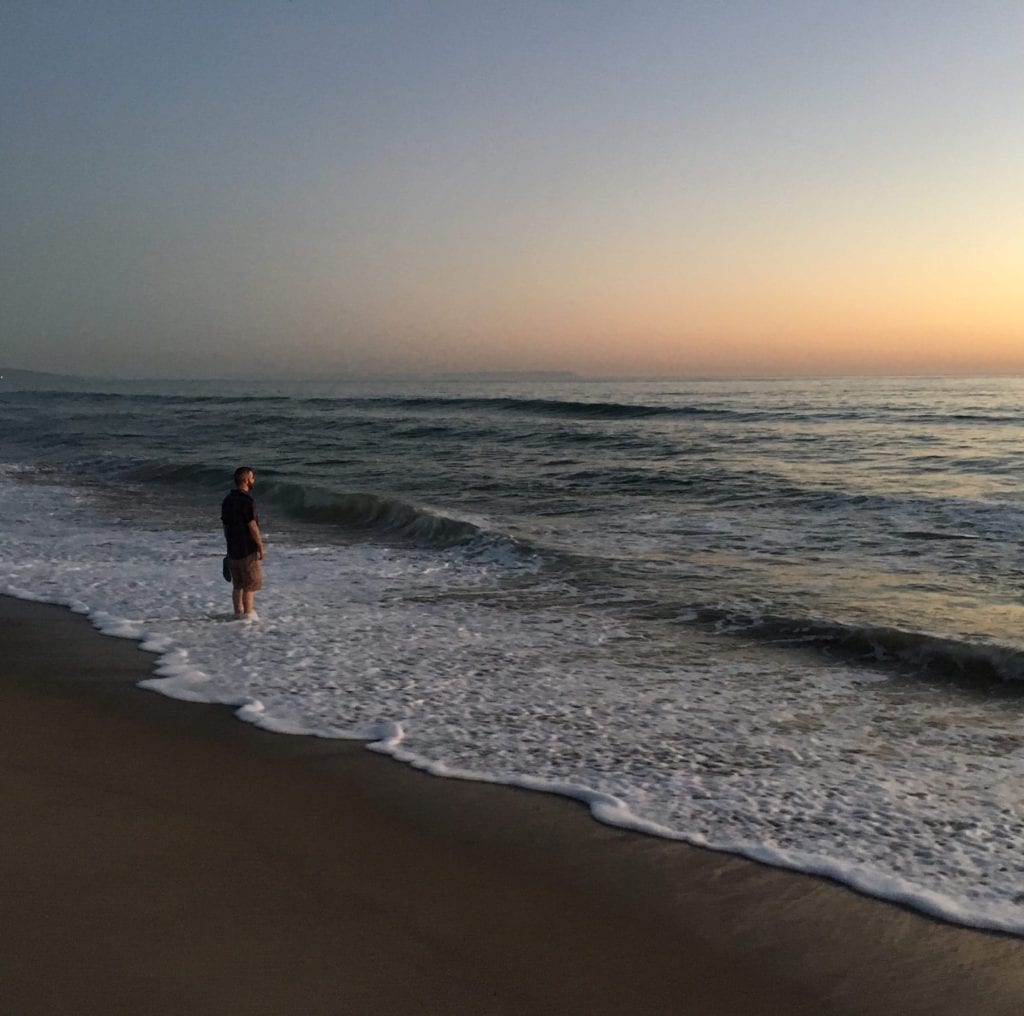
3, 374, 1024, 933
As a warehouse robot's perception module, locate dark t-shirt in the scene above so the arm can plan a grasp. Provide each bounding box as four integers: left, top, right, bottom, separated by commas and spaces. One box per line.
221, 489, 259, 559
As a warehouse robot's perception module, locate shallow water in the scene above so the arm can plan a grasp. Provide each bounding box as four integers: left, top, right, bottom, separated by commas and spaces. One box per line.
3, 373, 1024, 932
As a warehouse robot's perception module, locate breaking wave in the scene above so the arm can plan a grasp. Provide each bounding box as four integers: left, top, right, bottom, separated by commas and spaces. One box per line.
690, 607, 1024, 686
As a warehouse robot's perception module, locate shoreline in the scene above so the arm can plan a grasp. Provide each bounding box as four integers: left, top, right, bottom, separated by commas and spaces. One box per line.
3, 593, 1024, 1014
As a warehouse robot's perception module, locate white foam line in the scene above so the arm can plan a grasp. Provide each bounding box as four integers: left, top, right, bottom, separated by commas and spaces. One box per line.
365, 726, 1024, 935
3, 586, 1024, 938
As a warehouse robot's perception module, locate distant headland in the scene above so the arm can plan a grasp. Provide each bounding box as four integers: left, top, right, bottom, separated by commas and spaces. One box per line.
424, 370, 580, 382
0, 368, 85, 385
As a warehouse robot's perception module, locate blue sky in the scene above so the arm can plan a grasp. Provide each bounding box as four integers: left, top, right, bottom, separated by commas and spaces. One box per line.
3, 2, 1022, 377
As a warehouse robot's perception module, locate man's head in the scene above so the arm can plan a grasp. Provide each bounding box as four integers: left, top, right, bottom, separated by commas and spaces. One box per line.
234, 466, 255, 491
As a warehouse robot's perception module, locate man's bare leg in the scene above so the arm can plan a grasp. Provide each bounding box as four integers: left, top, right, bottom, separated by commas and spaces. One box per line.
232, 588, 244, 615
242, 590, 256, 616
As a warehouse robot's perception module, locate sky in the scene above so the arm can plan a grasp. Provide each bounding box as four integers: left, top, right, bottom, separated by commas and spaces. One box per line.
2, 1, 1022, 378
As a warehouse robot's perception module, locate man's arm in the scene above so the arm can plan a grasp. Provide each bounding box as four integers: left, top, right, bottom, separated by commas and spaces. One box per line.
248, 519, 265, 559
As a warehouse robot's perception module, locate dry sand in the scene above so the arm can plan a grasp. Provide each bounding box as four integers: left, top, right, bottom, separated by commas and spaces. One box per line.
2, 594, 1024, 1015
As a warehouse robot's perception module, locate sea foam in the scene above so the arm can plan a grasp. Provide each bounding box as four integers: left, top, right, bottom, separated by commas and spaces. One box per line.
3, 464, 1024, 936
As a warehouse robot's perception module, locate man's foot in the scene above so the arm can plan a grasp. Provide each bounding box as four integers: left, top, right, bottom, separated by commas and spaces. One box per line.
243, 610, 259, 622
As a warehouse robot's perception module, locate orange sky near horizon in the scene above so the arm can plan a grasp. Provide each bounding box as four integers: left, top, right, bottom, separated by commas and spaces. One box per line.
325, 217, 1024, 377
3, 4, 1023, 379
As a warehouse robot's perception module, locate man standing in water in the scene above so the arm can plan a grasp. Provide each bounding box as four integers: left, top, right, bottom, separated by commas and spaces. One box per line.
221, 466, 265, 620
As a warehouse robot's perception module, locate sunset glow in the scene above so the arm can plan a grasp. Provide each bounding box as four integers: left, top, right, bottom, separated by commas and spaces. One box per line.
2, 2, 1022, 377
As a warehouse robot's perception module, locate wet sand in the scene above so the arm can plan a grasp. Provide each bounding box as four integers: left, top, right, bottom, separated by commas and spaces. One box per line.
2, 594, 1024, 1015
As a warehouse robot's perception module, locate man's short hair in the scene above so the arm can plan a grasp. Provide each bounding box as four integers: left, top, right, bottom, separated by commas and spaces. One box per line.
234, 466, 254, 485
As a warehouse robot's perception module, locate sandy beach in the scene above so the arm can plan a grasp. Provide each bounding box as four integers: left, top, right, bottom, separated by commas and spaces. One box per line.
2, 594, 1024, 1015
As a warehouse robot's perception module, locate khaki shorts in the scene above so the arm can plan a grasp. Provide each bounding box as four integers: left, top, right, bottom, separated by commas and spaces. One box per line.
228, 553, 263, 592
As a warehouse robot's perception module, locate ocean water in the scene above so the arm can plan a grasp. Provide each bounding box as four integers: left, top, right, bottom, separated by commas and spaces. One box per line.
3, 373, 1024, 933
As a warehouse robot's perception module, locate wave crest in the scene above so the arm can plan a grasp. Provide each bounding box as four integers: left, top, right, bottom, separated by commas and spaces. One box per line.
693, 607, 1024, 686
124, 460, 519, 554
260, 480, 484, 547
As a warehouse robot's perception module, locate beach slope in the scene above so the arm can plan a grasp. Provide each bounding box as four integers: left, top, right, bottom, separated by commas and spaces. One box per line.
2, 595, 1024, 1015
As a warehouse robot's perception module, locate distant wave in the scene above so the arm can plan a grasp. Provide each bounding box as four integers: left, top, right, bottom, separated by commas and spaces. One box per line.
906, 412, 1024, 425
9, 388, 1022, 428
298, 395, 741, 420
896, 530, 980, 542
692, 607, 1024, 686
0, 389, 294, 406
124, 460, 525, 554
260, 479, 486, 547
2, 389, 750, 422
128, 460, 229, 488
